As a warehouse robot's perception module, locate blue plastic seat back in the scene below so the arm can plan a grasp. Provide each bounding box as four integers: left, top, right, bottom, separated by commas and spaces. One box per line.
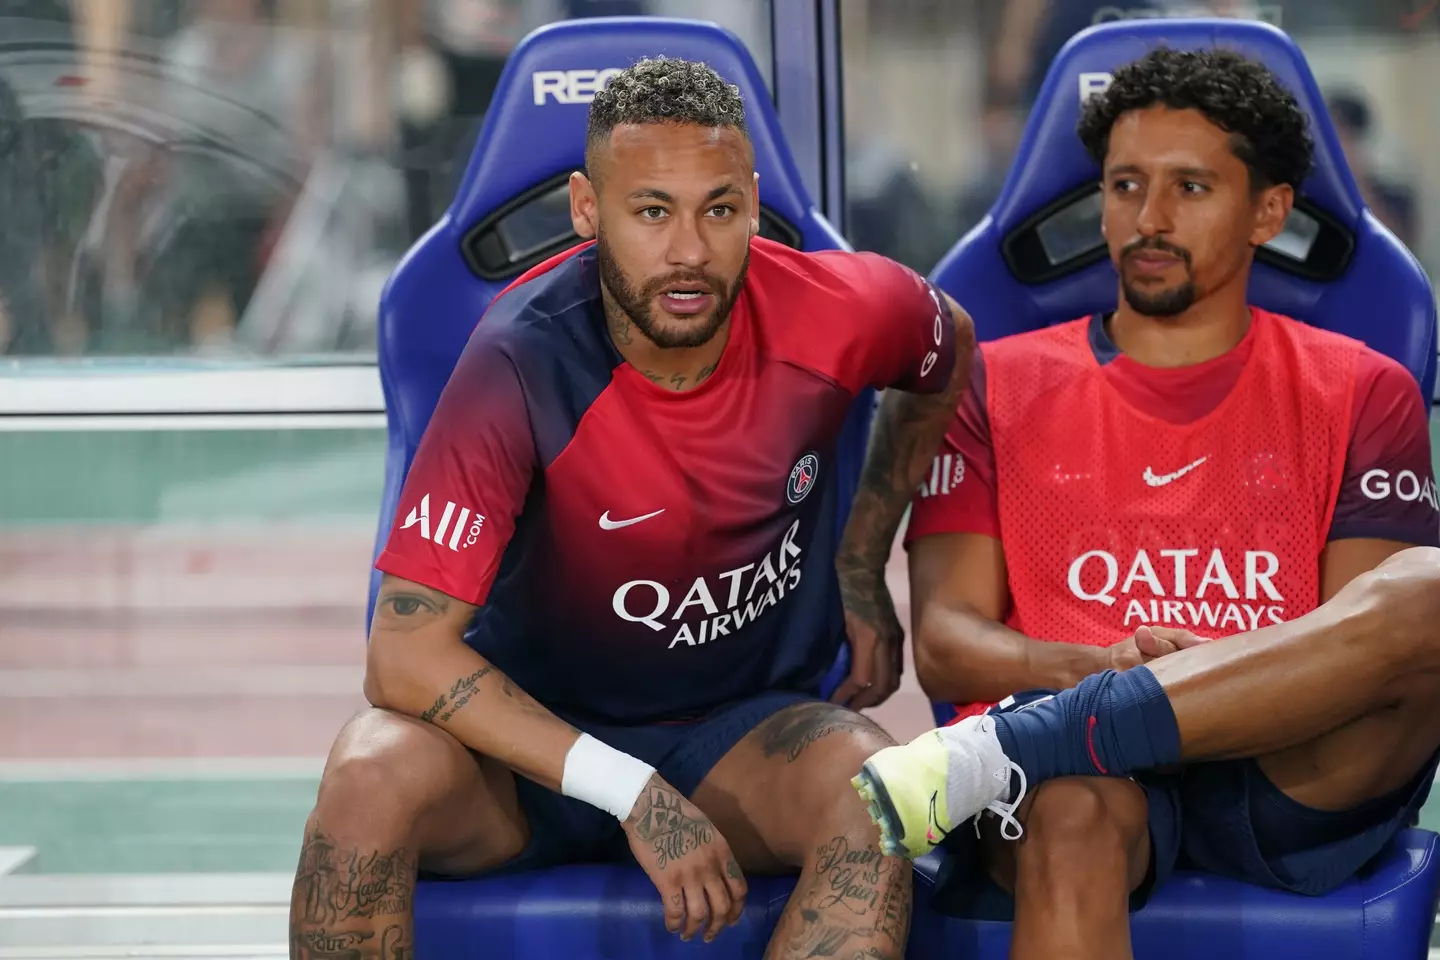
926, 18, 1437, 728
370, 16, 860, 691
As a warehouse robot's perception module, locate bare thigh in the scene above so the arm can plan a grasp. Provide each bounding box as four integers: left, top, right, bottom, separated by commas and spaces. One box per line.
317, 708, 531, 876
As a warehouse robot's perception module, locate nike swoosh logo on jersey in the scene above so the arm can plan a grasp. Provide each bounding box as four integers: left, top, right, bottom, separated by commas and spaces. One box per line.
1143, 456, 1209, 487
599, 509, 666, 530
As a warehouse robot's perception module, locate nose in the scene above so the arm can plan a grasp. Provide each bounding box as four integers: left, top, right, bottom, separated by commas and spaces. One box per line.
665, 212, 711, 270
1135, 187, 1175, 239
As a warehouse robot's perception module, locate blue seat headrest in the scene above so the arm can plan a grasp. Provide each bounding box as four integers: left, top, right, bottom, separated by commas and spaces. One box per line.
929, 17, 1436, 405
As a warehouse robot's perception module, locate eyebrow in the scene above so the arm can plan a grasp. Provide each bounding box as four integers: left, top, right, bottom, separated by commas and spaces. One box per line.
626, 184, 742, 203
1106, 164, 1221, 179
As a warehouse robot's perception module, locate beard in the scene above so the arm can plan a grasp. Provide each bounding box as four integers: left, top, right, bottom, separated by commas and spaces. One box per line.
1119, 237, 1197, 318
595, 230, 749, 349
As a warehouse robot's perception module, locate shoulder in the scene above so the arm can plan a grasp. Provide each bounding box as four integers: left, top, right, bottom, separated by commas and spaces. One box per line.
982, 317, 1090, 365
743, 239, 920, 302
1261, 310, 1416, 397
1348, 344, 1427, 427
467, 245, 614, 370
1262, 309, 1368, 357
1351, 344, 1422, 396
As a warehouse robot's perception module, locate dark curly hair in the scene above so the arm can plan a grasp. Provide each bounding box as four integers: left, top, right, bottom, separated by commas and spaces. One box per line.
586, 56, 748, 175
1077, 47, 1313, 192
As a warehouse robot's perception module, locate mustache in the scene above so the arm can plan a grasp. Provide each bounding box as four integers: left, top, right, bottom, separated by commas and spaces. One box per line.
1122, 237, 1192, 264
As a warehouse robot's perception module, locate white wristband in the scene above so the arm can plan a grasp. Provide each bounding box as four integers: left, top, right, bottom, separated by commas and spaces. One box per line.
561, 733, 656, 820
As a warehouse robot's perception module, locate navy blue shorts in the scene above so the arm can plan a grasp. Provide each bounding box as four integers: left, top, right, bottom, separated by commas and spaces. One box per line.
475, 690, 813, 876
931, 690, 1440, 915
1141, 746, 1440, 900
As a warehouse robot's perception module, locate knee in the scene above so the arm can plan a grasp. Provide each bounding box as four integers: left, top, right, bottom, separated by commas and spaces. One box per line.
1360, 548, 1440, 652
311, 708, 467, 835
774, 709, 895, 835
1018, 778, 1148, 869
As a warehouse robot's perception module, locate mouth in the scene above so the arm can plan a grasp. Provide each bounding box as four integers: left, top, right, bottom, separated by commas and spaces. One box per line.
657, 284, 715, 316
1127, 253, 1182, 276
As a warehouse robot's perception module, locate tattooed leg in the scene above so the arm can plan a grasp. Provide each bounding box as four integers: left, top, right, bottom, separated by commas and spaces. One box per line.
290, 709, 530, 960
764, 813, 911, 960
693, 701, 911, 959
290, 823, 416, 960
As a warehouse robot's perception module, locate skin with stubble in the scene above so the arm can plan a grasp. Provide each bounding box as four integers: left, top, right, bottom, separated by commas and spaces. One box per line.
1102, 104, 1292, 368
570, 121, 758, 388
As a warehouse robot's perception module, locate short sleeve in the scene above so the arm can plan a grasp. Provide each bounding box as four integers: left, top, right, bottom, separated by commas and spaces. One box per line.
1328, 351, 1439, 547
375, 333, 538, 605
905, 346, 1000, 542
844, 253, 958, 395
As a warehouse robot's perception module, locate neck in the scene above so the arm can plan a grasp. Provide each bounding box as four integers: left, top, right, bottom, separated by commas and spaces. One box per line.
1108, 278, 1252, 369
602, 294, 730, 392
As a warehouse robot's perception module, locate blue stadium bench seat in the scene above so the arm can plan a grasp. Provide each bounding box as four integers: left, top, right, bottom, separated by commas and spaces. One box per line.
916, 17, 1440, 960
373, 16, 872, 959
910, 829, 1440, 959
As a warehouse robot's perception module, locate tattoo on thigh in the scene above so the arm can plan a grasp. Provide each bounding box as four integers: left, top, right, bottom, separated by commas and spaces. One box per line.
419, 666, 494, 724
627, 779, 714, 869
758, 702, 891, 763
292, 827, 416, 927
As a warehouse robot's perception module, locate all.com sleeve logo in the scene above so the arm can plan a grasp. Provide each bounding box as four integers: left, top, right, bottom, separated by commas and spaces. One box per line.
401, 493, 486, 551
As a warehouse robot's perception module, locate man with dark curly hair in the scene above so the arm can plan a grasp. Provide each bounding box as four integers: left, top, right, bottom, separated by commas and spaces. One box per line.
852, 47, 1440, 958
288, 56, 976, 959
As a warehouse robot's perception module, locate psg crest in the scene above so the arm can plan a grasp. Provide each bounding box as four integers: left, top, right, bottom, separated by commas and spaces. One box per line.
787, 452, 820, 504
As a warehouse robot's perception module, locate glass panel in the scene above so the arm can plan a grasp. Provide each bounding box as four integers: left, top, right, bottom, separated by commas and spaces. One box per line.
0, 0, 773, 366
841, 0, 1440, 288
1034, 189, 1104, 266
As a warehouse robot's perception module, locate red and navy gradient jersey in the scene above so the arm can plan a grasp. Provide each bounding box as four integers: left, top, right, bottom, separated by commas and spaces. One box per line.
378, 238, 955, 724
909, 311, 1439, 548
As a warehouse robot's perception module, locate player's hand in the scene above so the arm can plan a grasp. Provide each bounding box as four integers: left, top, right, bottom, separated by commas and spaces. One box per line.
833, 573, 904, 710
622, 774, 747, 944
1109, 626, 1207, 670
1134, 625, 1209, 658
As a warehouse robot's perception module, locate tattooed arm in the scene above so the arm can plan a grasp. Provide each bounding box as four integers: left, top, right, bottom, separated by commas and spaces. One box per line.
365, 574, 582, 791
831, 292, 976, 709
367, 573, 747, 942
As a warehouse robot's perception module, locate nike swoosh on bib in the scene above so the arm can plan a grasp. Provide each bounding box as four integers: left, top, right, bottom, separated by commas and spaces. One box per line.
599, 509, 666, 530
1143, 456, 1209, 487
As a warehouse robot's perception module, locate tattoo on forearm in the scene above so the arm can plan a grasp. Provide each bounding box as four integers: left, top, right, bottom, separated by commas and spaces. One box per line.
419, 665, 494, 723
837, 310, 974, 592
626, 777, 714, 869
757, 702, 891, 763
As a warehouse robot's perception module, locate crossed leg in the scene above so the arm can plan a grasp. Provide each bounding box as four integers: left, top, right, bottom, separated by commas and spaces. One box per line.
943, 548, 1440, 960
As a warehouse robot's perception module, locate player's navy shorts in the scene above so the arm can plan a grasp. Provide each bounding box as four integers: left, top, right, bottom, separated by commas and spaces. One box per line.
933, 690, 1440, 915
463, 690, 813, 876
